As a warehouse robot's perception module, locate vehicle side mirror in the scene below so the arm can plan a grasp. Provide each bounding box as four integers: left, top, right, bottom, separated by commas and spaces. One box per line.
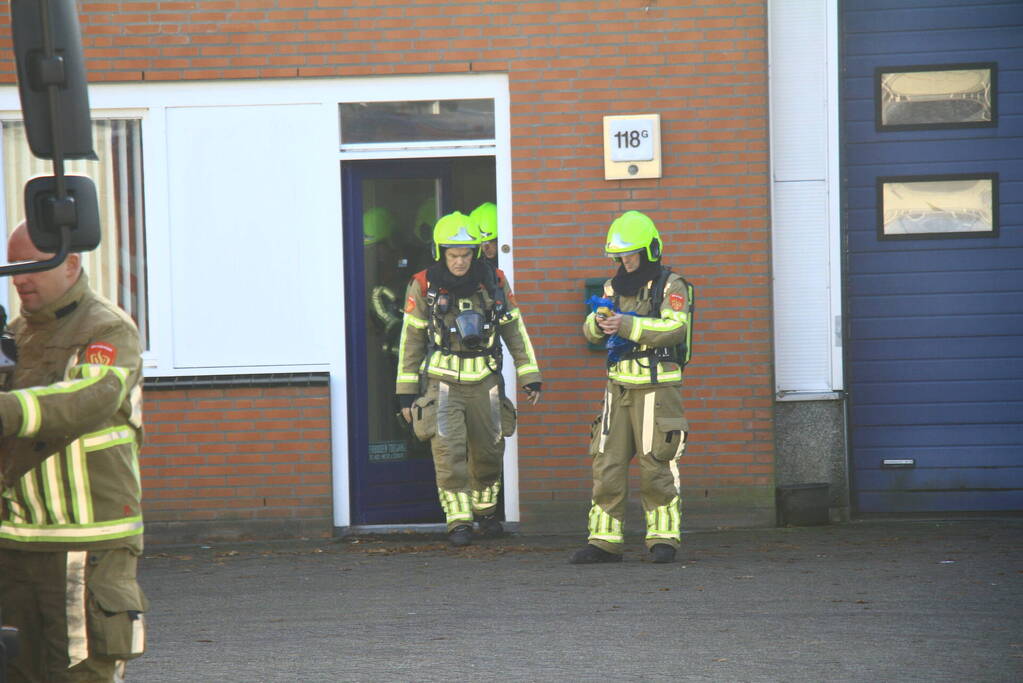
10, 0, 95, 160
0, 0, 100, 278
24, 175, 100, 253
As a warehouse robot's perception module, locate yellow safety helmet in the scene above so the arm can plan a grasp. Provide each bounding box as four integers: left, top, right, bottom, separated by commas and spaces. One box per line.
470, 202, 498, 242
432, 211, 481, 260
604, 210, 662, 261
363, 207, 395, 246
414, 197, 438, 244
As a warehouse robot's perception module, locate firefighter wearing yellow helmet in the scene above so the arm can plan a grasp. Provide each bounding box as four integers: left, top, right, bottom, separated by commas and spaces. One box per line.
396, 211, 542, 547
470, 201, 499, 266
570, 210, 693, 565
363, 206, 395, 246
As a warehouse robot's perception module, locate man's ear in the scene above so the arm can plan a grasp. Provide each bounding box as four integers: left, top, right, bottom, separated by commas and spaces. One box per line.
65, 252, 82, 276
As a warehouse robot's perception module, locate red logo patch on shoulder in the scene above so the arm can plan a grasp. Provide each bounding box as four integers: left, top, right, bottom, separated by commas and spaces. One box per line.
405, 296, 417, 314
85, 342, 117, 365
669, 293, 687, 311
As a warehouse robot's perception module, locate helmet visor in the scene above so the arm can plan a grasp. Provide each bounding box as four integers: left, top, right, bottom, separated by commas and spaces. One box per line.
605, 247, 644, 258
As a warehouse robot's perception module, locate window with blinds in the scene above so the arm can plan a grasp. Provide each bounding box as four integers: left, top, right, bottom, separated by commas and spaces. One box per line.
2, 118, 149, 348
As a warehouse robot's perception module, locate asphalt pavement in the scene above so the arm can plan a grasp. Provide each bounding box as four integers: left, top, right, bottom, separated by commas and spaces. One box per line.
125, 519, 1023, 682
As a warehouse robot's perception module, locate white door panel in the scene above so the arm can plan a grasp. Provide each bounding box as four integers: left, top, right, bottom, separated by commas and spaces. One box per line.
166, 104, 336, 369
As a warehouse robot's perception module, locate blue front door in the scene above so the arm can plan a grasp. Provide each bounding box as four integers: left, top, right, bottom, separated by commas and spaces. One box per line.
342, 157, 498, 525
842, 1, 1023, 513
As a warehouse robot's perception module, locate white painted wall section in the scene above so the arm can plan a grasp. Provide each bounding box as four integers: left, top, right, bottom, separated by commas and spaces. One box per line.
769, 0, 843, 398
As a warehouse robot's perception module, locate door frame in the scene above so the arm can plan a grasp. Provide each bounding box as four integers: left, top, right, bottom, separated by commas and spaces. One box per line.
335, 74, 518, 528
341, 155, 522, 527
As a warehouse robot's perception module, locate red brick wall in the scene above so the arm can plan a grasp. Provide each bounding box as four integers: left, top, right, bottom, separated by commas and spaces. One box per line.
0, 0, 774, 532
142, 383, 333, 543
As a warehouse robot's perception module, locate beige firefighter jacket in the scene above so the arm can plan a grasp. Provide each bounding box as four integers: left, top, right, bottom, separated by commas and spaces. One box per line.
396, 266, 541, 395
583, 270, 690, 388
0, 273, 145, 552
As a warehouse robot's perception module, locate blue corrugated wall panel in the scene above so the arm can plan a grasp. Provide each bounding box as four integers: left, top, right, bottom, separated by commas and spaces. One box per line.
842, 0, 1023, 513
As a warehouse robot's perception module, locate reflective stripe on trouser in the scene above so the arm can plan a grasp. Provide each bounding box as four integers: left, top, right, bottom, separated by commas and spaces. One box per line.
472, 479, 501, 514
429, 374, 505, 530
587, 382, 687, 553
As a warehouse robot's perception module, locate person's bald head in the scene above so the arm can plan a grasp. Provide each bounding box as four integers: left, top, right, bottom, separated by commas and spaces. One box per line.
8, 221, 82, 313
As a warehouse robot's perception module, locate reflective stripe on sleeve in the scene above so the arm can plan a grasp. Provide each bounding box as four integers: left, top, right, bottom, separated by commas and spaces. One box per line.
507, 316, 540, 378
12, 389, 41, 437
396, 314, 427, 386
515, 363, 539, 377
625, 317, 644, 342
633, 314, 688, 335
82, 427, 136, 451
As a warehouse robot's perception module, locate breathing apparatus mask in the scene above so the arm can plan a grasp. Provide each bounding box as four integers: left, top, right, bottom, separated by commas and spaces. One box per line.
454, 309, 486, 350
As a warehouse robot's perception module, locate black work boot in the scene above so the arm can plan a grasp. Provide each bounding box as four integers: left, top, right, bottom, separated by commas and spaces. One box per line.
569, 544, 622, 564
650, 543, 676, 564
448, 524, 472, 547
476, 513, 504, 538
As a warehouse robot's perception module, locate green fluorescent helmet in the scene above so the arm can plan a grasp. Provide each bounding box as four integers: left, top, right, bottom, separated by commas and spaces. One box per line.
470, 202, 498, 242
363, 207, 396, 246
414, 197, 438, 244
604, 210, 662, 261
432, 211, 481, 260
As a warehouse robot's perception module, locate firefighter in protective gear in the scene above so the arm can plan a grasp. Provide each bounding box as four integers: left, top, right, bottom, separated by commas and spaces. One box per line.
364, 207, 402, 356
363, 206, 394, 247
0, 223, 148, 681
570, 210, 690, 565
397, 211, 542, 547
470, 201, 499, 267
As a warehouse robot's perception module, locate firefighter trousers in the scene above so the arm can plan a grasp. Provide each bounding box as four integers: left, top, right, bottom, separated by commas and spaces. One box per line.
426, 374, 506, 531
586, 382, 688, 554
0, 547, 147, 682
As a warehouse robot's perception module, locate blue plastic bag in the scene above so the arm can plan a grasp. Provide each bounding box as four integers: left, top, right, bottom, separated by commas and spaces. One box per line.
586, 295, 638, 364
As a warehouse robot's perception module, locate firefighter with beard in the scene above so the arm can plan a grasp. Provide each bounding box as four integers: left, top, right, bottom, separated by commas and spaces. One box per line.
397, 211, 542, 547
570, 210, 691, 565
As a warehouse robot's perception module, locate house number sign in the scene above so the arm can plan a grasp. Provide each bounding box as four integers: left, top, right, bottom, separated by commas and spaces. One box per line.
602, 114, 662, 180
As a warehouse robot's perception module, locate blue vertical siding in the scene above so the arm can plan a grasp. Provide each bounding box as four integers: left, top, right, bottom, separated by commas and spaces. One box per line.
841, 0, 1023, 512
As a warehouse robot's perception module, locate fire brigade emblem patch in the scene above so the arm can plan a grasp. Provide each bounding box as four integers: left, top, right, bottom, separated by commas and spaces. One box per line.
405, 296, 417, 314
669, 293, 686, 311
84, 342, 117, 365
